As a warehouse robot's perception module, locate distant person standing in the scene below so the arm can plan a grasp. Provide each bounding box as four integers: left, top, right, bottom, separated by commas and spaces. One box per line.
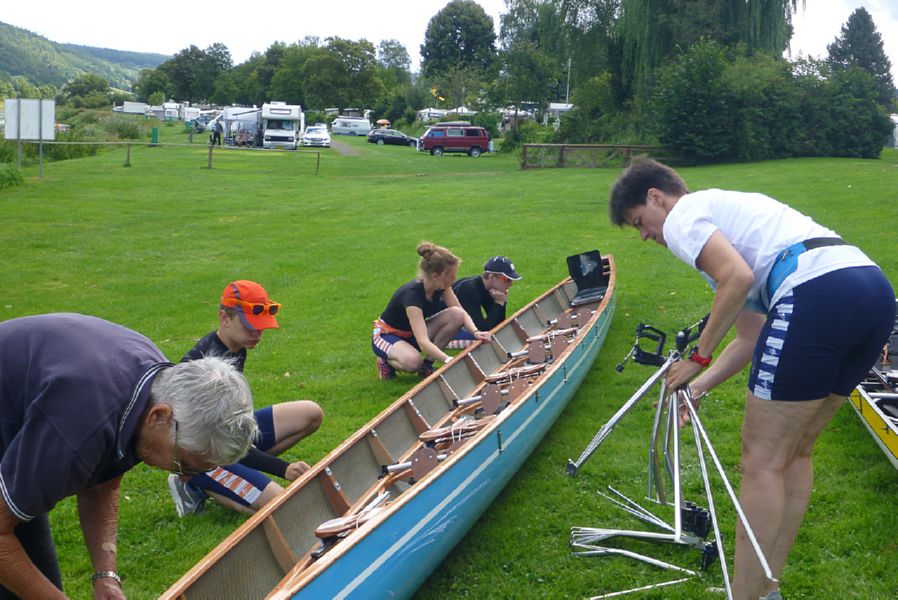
447, 256, 522, 349
212, 119, 223, 146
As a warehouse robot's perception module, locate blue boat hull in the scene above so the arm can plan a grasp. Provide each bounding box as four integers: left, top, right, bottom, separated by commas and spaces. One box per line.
297, 294, 615, 599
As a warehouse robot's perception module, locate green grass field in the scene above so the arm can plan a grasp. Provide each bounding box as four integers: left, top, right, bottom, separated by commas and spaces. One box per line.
3, 125, 898, 599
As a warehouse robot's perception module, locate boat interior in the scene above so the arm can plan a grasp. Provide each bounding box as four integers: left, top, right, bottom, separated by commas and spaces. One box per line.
164, 256, 613, 600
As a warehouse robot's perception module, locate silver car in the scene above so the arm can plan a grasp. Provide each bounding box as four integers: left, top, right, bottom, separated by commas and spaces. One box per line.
301, 126, 331, 147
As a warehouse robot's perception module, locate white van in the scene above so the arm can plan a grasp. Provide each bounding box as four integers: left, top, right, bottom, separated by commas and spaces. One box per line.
262, 102, 304, 150
331, 116, 372, 136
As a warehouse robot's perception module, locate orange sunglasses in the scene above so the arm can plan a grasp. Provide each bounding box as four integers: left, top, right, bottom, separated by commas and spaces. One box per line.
223, 298, 281, 316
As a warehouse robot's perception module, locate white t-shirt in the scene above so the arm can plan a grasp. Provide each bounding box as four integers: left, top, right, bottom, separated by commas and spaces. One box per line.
663, 189, 875, 311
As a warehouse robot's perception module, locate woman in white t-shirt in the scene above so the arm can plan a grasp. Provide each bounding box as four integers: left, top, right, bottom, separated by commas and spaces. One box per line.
609, 158, 895, 600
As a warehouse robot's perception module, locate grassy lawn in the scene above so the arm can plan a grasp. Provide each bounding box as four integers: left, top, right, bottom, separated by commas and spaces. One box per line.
3, 124, 897, 599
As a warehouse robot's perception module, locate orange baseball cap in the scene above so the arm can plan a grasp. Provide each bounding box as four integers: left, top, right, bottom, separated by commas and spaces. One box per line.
220, 280, 280, 331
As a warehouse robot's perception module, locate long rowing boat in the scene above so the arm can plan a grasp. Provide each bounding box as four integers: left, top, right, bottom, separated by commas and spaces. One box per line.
850, 313, 898, 470
162, 255, 616, 600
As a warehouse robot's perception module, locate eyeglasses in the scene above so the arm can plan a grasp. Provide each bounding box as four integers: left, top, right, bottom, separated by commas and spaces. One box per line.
223, 298, 281, 316
171, 420, 206, 477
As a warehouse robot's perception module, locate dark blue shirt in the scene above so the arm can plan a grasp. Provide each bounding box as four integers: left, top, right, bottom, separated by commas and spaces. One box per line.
0, 314, 168, 521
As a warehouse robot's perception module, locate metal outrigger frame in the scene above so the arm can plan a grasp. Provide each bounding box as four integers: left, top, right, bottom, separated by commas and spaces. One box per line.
566, 316, 776, 599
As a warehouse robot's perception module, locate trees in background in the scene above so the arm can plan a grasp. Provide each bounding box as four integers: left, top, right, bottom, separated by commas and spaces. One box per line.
826, 7, 896, 108
652, 41, 892, 161
157, 44, 233, 104
86, 0, 894, 162
420, 0, 497, 109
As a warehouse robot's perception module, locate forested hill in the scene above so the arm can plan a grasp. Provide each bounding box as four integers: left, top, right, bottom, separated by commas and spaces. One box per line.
0, 21, 169, 90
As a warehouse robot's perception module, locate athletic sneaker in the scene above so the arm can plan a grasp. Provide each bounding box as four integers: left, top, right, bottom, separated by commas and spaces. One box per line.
168, 474, 206, 517
377, 357, 396, 380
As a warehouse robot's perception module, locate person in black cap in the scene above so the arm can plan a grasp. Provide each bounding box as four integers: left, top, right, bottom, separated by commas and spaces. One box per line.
447, 256, 522, 349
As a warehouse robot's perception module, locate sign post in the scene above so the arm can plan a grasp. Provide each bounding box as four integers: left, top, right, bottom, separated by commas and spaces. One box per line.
4, 99, 56, 176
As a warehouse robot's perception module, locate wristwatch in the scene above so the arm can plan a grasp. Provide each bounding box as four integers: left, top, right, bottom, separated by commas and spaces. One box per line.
92, 571, 122, 584
688, 346, 712, 368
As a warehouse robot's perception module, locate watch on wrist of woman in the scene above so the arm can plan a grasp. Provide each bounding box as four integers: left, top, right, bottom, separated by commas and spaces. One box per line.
688, 346, 712, 368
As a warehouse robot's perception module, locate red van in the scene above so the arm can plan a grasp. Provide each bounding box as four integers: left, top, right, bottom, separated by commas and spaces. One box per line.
418, 125, 491, 157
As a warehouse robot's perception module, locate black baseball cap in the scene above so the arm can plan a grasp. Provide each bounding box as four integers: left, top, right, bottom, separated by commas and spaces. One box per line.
483, 256, 522, 280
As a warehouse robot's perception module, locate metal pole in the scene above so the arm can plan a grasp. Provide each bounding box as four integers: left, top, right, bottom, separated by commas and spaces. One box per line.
16, 99, 21, 169
38, 99, 43, 178
681, 390, 776, 582
690, 412, 733, 599
565, 57, 571, 106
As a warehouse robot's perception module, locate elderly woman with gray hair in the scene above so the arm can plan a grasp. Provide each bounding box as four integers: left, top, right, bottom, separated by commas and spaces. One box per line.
0, 313, 258, 599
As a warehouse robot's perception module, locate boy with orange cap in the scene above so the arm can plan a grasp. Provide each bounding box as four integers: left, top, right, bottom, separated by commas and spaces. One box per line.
168, 280, 324, 516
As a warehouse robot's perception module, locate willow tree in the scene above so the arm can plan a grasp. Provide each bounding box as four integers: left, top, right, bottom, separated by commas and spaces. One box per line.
618, 0, 799, 95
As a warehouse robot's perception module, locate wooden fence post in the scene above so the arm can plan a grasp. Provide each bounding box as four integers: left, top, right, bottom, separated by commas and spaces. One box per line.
124, 144, 131, 167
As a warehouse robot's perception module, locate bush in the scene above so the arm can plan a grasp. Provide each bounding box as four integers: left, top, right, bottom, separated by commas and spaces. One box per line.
652, 40, 733, 161
104, 114, 145, 140
496, 119, 557, 153
0, 164, 24, 190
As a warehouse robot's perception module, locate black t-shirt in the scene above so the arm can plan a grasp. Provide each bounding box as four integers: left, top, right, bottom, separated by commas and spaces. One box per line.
379, 280, 446, 332
452, 275, 506, 331
181, 331, 246, 372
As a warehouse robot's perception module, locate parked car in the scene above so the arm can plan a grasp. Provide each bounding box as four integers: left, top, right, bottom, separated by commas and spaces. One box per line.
418, 125, 491, 157
301, 125, 331, 147
367, 128, 417, 147
193, 114, 216, 133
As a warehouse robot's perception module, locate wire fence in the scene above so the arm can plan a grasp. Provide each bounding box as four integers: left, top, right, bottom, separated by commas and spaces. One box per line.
521, 144, 682, 169
4, 139, 322, 177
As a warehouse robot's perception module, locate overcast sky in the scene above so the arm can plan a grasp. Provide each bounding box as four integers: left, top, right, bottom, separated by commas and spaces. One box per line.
4, 1, 897, 82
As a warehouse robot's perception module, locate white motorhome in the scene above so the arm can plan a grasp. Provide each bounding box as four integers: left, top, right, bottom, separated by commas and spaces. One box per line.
122, 101, 148, 115
162, 101, 181, 120
331, 115, 372, 136
262, 102, 305, 150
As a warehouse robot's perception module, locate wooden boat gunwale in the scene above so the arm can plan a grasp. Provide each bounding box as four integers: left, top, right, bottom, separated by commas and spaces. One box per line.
162, 256, 616, 600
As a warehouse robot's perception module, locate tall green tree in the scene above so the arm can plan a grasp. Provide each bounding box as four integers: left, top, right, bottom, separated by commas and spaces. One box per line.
134, 68, 171, 102
826, 7, 895, 107
617, 0, 797, 96
269, 41, 321, 105
495, 40, 559, 110
301, 37, 384, 110
377, 40, 412, 87
61, 73, 112, 108
157, 43, 232, 104
421, 0, 497, 79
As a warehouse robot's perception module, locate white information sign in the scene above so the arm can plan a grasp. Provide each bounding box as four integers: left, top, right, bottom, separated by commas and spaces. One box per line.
4, 99, 56, 141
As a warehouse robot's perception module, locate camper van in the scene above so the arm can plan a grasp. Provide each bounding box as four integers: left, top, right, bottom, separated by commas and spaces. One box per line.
262, 102, 305, 150
331, 116, 372, 136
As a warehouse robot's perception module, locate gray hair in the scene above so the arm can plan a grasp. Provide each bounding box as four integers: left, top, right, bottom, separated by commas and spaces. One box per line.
151, 357, 258, 466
